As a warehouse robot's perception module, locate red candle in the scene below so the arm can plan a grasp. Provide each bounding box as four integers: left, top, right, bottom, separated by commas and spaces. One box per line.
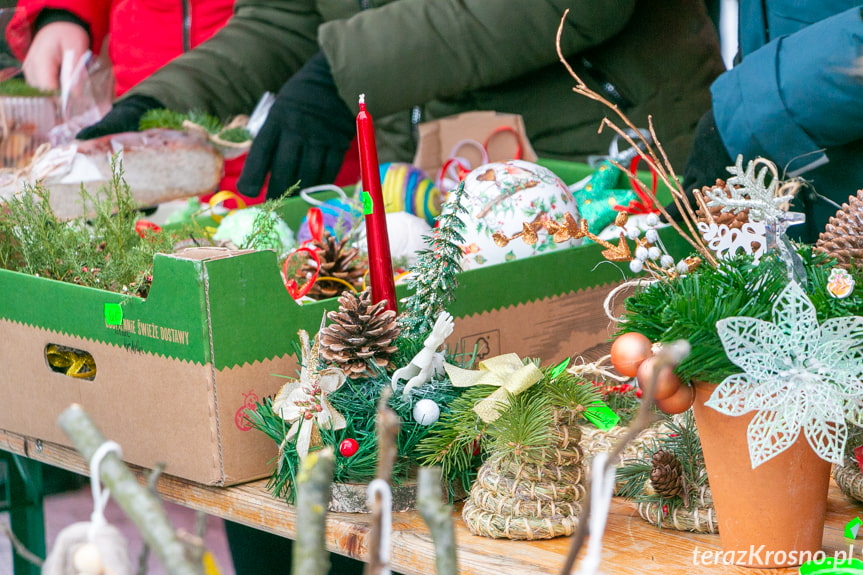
356, 94, 397, 312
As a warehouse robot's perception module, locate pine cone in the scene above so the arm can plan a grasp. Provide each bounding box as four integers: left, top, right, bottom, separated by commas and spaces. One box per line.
815, 189, 863, 267
649, 450, 685, 499
319, 290, 400, 378
694, 180, 750, 229
300, 233, 366, 300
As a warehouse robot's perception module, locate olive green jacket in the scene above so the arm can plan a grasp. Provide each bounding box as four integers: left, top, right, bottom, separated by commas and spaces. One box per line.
127, 0, 724, 168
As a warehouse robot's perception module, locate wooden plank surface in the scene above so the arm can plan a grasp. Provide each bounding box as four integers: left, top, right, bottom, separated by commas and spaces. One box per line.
2, 428, 861, 574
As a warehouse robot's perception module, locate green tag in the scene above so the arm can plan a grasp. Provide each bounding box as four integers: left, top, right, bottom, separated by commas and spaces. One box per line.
104, 303, 123, 326
547, 358, 570, 380
361, 191, 373, 215
846, 517, 863, 539
583, 401, 620, 430
799, 557, 863, 574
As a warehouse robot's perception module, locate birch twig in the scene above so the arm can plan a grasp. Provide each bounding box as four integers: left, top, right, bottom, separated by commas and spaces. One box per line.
292, 448, 335, 575
417, 467, 457, 575
365, 388, 400, 575
57, 404, 201, 575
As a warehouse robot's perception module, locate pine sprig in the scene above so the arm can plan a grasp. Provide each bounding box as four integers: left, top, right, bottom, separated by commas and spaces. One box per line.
543, 369, 604, 419
400, 181, 468, 339
239, 193, 292, 252
486, 391, 554, 466
616, 411, 708, 516
414, 384, 492, 488
0, 155, 179, 296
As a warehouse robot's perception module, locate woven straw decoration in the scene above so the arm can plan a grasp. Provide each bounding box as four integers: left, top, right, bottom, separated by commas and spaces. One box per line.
462, 410, 586, 540
833, 461, 863, 503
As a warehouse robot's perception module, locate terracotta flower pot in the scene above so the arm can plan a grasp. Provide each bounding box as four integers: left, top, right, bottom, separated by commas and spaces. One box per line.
691, 382, 832, 568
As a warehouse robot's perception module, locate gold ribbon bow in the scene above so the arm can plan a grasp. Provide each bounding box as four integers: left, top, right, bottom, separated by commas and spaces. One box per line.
444, 353, 543, 423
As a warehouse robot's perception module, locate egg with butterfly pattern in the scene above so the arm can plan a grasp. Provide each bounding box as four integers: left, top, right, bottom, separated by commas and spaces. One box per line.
448, 160, 581, 270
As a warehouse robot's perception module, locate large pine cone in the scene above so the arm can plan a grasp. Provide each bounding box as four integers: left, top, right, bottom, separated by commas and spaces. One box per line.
815, 189, 863, 267
649, 450, 685, 499
319, 290, 400, 378
300, 233, 366, 300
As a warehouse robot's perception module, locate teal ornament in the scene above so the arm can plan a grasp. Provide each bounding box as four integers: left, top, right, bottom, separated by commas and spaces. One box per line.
572, 161, 639, 234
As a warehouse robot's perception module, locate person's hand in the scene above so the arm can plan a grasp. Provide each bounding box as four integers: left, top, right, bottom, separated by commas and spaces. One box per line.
237, 51, 354, 199
681, 109, 733, 194
22, 21, 89, 91
76, 95, 164, 140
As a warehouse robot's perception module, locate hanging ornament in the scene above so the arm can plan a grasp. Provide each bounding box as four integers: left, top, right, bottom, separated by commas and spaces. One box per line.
339, 438, 359, 458
654, 384, 694, 415
610, 332, 653, 377
636, 356, 682, 400
413, 399, 441, 426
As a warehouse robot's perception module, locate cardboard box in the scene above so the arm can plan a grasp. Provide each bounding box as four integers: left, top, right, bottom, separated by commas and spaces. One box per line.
0, 247, 344, 486
413, 111, 538, 183
0, 159, 685, 486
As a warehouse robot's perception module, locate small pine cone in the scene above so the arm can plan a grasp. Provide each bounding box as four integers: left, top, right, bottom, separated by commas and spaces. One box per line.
815, 189, 863, 267
649, 450, 685, 499
694, 180, 750, 229
319, 290, 400, 378
300, 233, 366, 300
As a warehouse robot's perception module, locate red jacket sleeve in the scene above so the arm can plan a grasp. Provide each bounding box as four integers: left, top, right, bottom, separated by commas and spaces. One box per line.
6, 0, 112, 60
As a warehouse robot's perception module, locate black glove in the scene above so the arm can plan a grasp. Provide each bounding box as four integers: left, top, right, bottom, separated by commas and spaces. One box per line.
76, 95, 163, 140
665, 109, 733, 221
681, 108, 732, 194
237, 51, 354, 199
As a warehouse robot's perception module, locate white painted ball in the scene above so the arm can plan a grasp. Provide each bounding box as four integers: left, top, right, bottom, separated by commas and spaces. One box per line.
72, 542, 104, 574
413, 399, 441, 426
450, 160, 580, 270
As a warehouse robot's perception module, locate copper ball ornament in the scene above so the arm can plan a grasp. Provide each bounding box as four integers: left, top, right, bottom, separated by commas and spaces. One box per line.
636, 356, 683, 401
655, 383, 695, 415
610, 332, 653, 377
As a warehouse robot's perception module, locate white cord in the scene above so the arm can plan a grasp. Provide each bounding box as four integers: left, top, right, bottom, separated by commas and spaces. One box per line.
577, 452, 617, 575
366, 478, 392, 575
87, 440, 122, 541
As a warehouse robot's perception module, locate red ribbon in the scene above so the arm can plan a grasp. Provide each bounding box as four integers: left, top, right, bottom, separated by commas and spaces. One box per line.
282, 246, 321, 300
483, 126, 524, 160
134, 220, 162, 237
306, 207, 324, 244
614, 156, 660, 215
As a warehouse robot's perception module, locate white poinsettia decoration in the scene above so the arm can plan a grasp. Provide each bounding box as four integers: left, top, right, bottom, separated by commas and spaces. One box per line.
706, 280, 863, 468
272, 328, 347, 460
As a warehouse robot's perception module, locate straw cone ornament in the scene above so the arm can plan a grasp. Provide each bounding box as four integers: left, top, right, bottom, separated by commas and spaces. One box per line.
462, 409, 586, 540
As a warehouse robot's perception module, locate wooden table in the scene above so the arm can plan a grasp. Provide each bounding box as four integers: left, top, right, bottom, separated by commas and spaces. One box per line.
2, 427, 861, 575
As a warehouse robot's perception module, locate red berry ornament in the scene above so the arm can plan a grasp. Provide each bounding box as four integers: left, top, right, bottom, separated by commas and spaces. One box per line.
610, 332, 653, 377
339, 438, 359, 457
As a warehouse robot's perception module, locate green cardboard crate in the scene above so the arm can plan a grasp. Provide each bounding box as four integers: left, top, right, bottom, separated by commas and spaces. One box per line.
0, 160, 686, 485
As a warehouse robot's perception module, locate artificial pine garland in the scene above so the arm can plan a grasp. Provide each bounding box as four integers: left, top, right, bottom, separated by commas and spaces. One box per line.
618, 246, 863, 383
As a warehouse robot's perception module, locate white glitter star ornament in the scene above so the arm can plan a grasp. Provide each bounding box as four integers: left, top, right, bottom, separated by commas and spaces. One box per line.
272, 328, 347, 460
705, 280, 863, 468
